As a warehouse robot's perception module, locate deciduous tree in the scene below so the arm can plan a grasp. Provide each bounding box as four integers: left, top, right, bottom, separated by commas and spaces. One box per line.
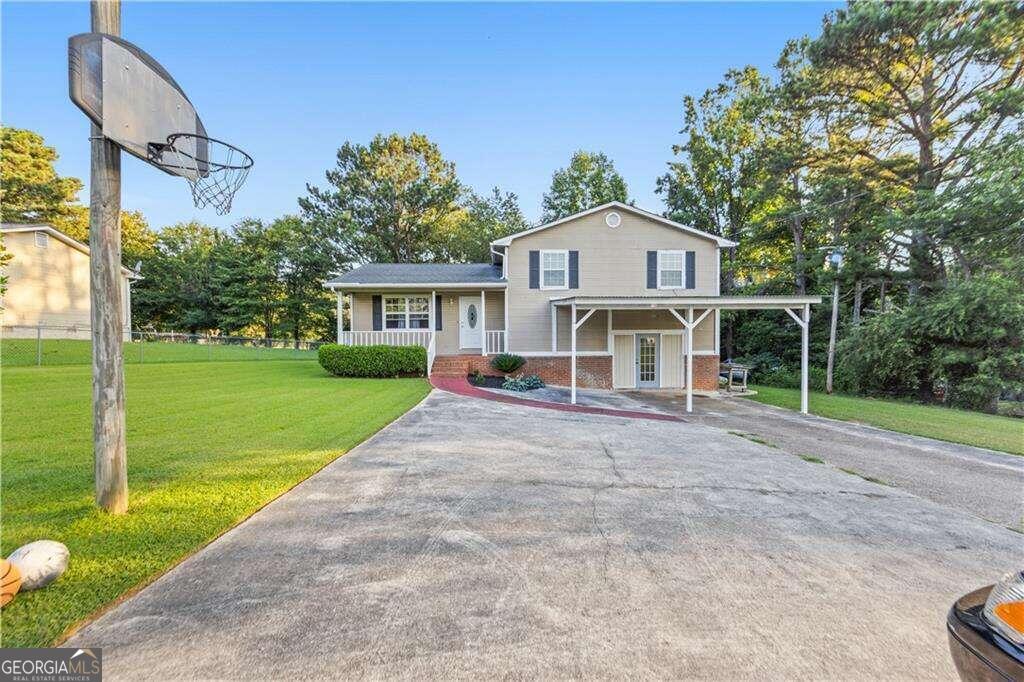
541, 151, 629, 221
433, 188, 528, 263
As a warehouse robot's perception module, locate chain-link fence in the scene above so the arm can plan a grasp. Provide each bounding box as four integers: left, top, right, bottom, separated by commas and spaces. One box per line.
2, 325, 324, 367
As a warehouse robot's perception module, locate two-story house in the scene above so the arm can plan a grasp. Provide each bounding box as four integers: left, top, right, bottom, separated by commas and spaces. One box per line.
326, 203, 820, 412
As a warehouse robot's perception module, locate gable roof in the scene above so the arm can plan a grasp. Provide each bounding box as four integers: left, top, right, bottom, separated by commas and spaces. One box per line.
490, 201, 738, 248
325, 262, 505, 289
1, 223, 139, 278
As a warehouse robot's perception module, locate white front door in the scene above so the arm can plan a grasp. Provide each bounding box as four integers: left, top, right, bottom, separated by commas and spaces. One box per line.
459, 295, 482, 349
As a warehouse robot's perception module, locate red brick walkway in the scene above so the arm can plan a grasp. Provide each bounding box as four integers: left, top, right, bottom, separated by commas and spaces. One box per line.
429, 376, 683, 423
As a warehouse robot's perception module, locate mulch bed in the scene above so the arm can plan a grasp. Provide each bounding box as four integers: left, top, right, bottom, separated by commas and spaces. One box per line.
467, 374, 506, 389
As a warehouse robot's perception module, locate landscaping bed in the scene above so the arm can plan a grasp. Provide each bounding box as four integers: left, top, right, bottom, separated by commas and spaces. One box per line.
467, 374, 507, 389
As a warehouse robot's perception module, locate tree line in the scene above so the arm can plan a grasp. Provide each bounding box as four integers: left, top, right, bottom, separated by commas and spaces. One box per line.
2, 1, 1020, 411
2, 126, 626, 341
657, 1, 1023, 413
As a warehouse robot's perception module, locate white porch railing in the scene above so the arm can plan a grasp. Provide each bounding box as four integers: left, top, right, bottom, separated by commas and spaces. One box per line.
338, 330, 434, 348
485, 330, 506, 355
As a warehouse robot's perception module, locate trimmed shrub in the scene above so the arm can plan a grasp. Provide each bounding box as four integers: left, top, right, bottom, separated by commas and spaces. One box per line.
318, 344, 426, 378
502, 373, 545, 392
490, 353, 526, 374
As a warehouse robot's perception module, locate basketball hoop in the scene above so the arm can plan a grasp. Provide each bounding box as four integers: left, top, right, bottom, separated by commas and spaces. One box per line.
148, 133, 253, 215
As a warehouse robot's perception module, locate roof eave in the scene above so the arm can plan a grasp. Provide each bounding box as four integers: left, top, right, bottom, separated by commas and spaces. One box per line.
2, 224, 138, 278
490, 201, 737, 248
548, 295, 822, 310
324, 281, 508, 290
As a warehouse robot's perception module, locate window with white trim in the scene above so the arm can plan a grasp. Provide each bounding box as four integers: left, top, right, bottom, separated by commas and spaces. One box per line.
384, 296, 430, 329
541, 250, 568, 289
657, 250, 685, 288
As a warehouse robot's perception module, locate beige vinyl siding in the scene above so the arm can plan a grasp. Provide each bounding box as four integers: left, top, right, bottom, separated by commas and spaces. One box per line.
612, 334, 635, 388
505, 208, 720, 353
555, 308, 608, 352
1, 229, 131, 333
660, 334, 683, 388
348, 290, 505, 355
609, 308, 715, 352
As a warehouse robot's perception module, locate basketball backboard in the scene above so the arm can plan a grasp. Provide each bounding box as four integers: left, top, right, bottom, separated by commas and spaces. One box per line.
68, 32, 207, 179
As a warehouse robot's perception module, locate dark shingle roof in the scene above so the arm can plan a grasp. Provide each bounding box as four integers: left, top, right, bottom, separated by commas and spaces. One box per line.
327, 263, 503, 285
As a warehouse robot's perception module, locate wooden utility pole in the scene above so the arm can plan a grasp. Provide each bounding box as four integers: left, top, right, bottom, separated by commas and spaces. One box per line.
89, 0, 128, 514
825, 277, 840, 394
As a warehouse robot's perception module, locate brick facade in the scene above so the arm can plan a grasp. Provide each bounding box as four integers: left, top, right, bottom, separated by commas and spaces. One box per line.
434, 353, 720, 392
690, 355, 720, 391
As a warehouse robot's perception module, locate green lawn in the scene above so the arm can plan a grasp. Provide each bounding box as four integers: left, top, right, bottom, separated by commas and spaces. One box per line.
745, 385, 1024, 456
2, 338, 315, 367
0, 361, 430, 647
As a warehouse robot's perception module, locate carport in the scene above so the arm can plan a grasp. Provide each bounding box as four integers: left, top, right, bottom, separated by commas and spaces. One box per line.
550, 295, 822, 413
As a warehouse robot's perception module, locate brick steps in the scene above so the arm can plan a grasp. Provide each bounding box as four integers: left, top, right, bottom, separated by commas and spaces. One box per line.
430, 356, 471, 377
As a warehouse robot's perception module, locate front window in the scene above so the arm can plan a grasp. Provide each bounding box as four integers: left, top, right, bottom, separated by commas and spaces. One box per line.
385, 296, 430, 329
541, 250, 568, 289
658, 251, 684, 288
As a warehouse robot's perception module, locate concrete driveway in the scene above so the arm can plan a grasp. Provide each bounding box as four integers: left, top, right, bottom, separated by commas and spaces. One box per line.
631, 392, 1024, 529
69, 389, 1022, 680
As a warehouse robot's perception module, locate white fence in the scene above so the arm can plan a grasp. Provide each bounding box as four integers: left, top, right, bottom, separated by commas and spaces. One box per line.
2, 325, 323, 367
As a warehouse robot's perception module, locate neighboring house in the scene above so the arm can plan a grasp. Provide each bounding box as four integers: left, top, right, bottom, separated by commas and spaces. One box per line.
326, 203, 820, 412
1, 224, 137, 340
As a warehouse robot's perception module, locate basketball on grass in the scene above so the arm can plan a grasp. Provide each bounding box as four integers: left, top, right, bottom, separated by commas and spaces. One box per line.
1, 559, 21, 607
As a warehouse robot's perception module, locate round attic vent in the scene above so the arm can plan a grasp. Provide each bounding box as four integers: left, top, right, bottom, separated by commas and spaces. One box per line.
605, 211, 621, 228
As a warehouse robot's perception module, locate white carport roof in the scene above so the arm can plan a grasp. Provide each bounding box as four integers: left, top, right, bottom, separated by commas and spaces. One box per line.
549, 295, 822, 309
554, 294, 821, 415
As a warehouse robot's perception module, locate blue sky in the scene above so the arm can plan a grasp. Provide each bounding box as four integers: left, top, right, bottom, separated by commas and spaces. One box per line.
2, 2, 838, 231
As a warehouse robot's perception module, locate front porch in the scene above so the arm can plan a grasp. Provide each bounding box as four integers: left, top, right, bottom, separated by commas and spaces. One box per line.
333, 286, 509, 376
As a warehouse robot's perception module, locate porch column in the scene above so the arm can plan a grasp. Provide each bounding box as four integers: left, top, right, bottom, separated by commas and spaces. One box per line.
430, 289, 436, 336
480, 290, 486, 356
801, 303, 810, 414
551, 305, 557, 352
685, 307, 694, 413
606, 309, 612, 352
571, 302, 577, 404
504, 289, 510, 353
349, 293, 355, 340
336, 290, 343, 342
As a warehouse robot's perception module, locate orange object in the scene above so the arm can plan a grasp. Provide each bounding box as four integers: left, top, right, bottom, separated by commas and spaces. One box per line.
994, 601, 1024, 635
1, 559, 21, 607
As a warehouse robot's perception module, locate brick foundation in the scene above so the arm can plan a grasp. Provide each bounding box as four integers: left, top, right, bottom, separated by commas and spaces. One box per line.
690, 355, 720, 391
434, 353, 719, 392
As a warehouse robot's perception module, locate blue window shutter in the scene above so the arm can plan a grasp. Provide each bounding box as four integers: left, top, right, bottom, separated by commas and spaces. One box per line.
435, 294, 442, 331
529, 250, 540, 289
372, 295, 382, 331
685, 251, 696, 289
569, 251, 579, 289
647, 251, 657, 289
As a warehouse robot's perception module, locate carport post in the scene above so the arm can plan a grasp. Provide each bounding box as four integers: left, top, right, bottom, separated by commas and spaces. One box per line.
570, 302, 577, 404
801, 303, 810, 414
686, 307, 694, 413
